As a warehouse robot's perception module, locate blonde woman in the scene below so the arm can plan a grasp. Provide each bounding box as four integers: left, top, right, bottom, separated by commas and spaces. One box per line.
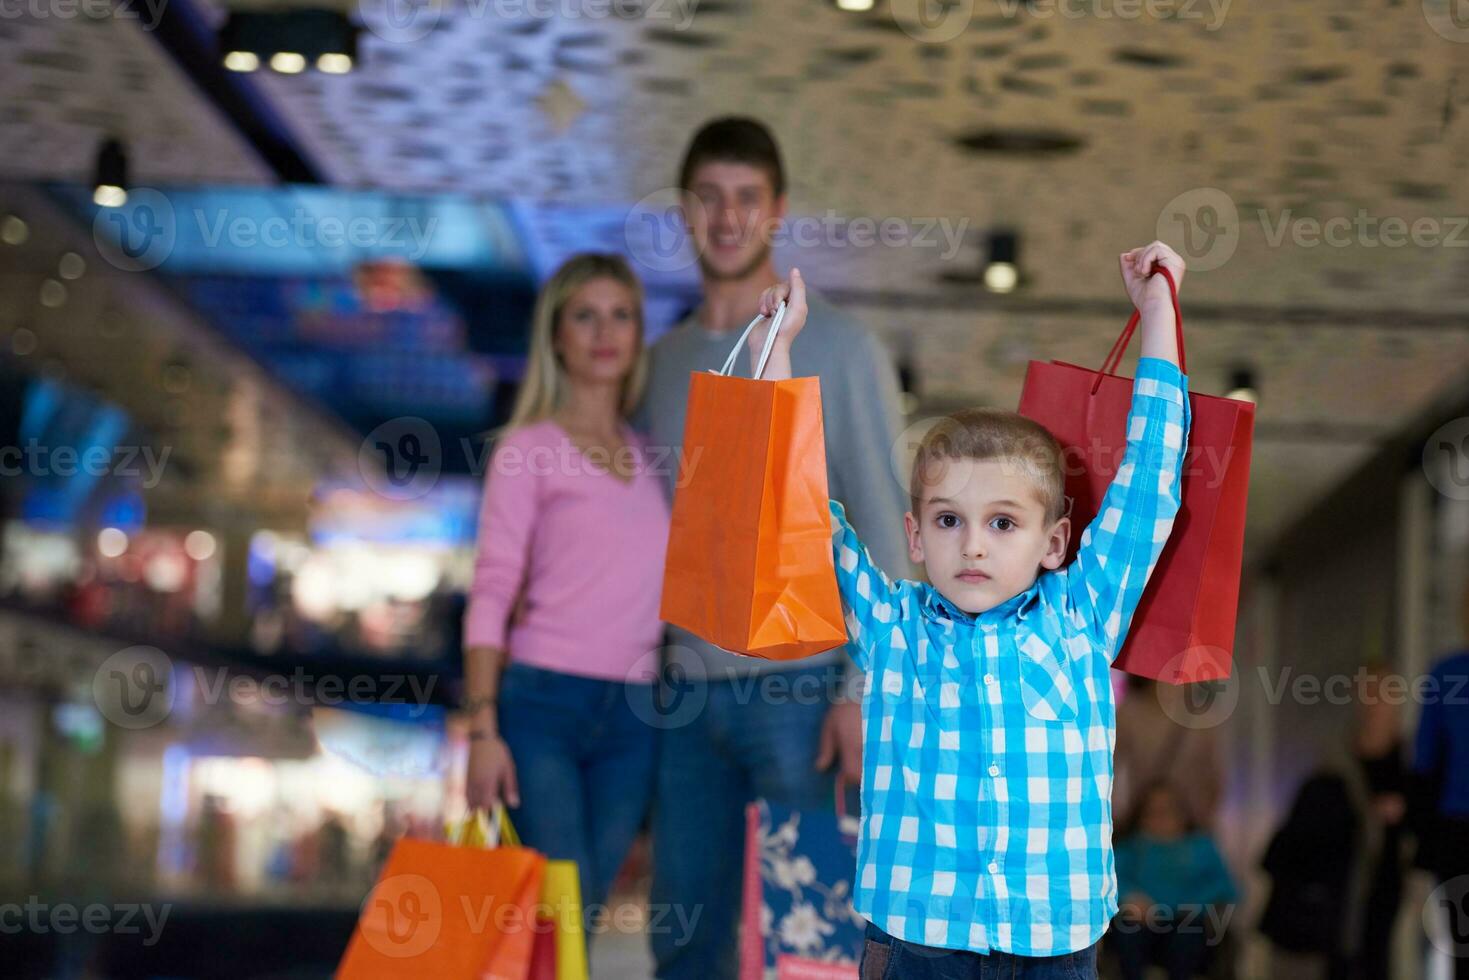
463, 253, 668, 933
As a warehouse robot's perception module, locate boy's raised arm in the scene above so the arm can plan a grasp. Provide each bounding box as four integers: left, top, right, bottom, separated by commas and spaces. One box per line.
1064, 245, 1190, 661
828, 500, 901, 675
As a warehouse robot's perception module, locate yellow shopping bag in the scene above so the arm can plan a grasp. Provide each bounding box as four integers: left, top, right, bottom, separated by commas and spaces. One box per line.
488, 812, 588, 980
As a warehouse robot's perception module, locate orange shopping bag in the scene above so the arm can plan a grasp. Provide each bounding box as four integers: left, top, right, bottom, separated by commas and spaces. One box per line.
660, 303, 847, 660
337, 808, 546, 980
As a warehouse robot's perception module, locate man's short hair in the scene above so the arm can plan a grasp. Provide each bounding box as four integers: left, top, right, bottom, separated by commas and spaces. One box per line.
679, 117, 786, 198
909, 408, 1067, 523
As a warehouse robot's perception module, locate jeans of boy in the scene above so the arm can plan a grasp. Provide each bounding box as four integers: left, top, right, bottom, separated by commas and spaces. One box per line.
650, 664, 837, 980
497, 661, 658, 942
860, 920, 1099, 980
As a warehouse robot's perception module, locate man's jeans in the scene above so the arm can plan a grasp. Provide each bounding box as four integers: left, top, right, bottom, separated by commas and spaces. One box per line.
650, 664, 838, 980
860, 920, 1100, 980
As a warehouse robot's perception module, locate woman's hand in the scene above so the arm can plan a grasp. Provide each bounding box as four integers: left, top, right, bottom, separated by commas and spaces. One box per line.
466, 732, 520, 810
1119, 240, 1185, 312
746, 267, 808, 380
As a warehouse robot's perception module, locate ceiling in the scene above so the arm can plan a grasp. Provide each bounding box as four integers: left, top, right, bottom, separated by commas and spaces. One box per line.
3, 0, 1469, 556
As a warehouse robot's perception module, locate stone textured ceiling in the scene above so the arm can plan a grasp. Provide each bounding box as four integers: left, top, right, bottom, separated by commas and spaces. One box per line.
4, 0, 1469, 554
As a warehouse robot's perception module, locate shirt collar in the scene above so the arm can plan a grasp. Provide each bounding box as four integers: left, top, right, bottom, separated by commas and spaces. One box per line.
919, 578, 1042, 627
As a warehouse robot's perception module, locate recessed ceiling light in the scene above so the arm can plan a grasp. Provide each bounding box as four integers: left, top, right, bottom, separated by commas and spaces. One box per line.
224, 51, 260, 72
93, 185, 127, 208
93, 138, 128, 207
317, 53, 352, 74
270, 52, 306, 74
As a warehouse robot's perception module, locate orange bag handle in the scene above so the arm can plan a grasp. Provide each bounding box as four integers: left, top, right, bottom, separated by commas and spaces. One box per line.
716, 301, 788, 379
1092, 265, 1185, 395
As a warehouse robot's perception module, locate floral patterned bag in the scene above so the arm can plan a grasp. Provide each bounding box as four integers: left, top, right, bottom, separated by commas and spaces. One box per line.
739, 788, 864, 980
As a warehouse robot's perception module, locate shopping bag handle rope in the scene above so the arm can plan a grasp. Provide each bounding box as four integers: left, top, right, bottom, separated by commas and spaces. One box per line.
448, 805, 522, 849
1093, 265, 1185, 395
716, 301, 788, 380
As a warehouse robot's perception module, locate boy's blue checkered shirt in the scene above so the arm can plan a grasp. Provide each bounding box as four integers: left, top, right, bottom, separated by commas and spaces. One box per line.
831, 357, 1190, 957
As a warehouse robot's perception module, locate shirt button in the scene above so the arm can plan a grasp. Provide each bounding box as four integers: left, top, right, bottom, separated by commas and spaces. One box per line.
984, 674, 995, 685
988, 764, 1000, 777
988, 862, 999, 874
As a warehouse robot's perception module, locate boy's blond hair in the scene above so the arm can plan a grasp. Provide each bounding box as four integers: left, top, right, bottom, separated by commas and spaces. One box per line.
909, 409, 1067, 523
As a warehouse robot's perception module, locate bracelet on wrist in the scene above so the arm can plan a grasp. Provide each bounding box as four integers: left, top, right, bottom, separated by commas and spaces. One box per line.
461, 694, 496, 717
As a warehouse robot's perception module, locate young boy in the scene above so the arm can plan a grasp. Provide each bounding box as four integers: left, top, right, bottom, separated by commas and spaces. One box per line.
749, 244, 1190, 979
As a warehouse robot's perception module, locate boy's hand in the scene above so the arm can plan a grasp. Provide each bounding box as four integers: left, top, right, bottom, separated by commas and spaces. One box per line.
1119, 241, 1185, 313
747, 267, 807, 379
1119, 241, 1185, 366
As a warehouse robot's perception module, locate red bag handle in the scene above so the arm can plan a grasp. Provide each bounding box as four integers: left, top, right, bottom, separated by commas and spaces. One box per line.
1092, 265, 1186, 395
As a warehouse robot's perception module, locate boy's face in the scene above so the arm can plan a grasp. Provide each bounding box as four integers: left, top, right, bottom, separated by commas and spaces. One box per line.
683, 161, 787, 282
905, 457, 1070, 616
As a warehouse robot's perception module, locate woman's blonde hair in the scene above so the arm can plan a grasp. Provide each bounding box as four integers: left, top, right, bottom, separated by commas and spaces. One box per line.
504, 253, 648, 432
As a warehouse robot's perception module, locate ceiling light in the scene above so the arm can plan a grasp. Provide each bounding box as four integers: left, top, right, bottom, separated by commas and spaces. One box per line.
223, 50, 260, 72
270, 52, 306, 73
1225, 367, 1258, 404
984, 229, 1020, 294
93, 138, 128, 208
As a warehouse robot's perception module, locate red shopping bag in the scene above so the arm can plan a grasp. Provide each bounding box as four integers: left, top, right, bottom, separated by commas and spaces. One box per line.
1017, 269, 1254, 684
528, 929, 556, 980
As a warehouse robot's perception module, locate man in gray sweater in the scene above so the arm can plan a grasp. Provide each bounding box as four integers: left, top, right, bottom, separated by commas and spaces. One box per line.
634, 117, 911, 980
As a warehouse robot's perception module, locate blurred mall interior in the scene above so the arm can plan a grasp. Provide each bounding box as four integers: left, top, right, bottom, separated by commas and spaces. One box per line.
2, 0, 1469, 977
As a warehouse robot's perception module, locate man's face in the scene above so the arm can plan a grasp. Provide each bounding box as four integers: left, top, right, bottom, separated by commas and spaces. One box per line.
683, 161, 786, 282
905, 457, 1070, 616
